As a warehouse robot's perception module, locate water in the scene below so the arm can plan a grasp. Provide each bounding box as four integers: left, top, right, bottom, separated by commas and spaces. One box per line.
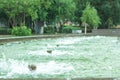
0, 36, 120, 78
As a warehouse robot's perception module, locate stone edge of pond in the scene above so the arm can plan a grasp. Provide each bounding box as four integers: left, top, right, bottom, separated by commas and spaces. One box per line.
0, 78, 119, 80
0, 33, 119, 44
0, 34, 86, 44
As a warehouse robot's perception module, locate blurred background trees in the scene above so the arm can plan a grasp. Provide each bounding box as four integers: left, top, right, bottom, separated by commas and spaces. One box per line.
0, 0, 120, 34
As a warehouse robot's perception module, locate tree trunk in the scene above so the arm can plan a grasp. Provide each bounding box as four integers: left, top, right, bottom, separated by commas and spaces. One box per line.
12, 16, 16, 27
23, 12, 25, 26
20, 14, 23, 26
85, 24, 87, 34
8, 18, 13, 28
19, 13, 26, 26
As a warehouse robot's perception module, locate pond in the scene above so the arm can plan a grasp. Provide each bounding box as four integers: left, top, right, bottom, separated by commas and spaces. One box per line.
0, 36, 120, 78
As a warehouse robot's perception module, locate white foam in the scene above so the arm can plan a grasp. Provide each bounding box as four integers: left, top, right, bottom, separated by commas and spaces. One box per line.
28, 50, 72, 56
56, 36, 105, 45
35, 61, 74, 74
0, 59, 74, 78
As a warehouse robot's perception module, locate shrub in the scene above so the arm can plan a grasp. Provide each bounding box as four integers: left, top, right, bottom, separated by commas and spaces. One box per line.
62, 25, 81, 33
0, 27, 12, 34
63, 27, 72, 33
44, 26, 55, 34
7, 28, 12, 34
0, 27, 2, 32
11, 26, 32, 36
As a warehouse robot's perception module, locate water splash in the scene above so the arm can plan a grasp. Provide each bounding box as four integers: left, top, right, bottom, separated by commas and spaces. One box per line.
0, 36, 120, 78
0, 59, 74, 78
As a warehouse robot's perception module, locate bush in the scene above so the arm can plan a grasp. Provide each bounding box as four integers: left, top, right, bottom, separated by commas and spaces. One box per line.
63, 27, 72, 33
44, 26, 55, 34
7, 28, 12, 34
0, 27, 2, 32
62, 25, 81, 33
11, 26, 32, 36
0, 27, 12, 34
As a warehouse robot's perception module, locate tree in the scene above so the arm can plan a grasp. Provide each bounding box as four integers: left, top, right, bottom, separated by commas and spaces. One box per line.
81, 2, 101, 34
0, 0, 42, 27
74, 0, 120, 29
113, 0, 120, 25
93, 0, 113, 28
0, 0, 18, 27
73, 0, 87, 23
47, 0, 76, 23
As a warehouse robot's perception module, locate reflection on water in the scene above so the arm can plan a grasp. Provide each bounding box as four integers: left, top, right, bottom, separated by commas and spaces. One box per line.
0, 36, 120, 78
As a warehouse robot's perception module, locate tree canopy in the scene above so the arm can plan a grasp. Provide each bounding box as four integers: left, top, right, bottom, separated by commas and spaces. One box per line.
0, 0, 120, 29
81, 3, 101, 29
74, 0, 120, 28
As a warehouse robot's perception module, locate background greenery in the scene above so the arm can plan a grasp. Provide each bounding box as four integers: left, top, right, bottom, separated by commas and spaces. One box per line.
11, 26, 32, 36
0, 0, 120, 35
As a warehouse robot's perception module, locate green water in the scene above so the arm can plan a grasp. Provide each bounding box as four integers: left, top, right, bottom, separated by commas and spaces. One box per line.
0, 36, 120, 78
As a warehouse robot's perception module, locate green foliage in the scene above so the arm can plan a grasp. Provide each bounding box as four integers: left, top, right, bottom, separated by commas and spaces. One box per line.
0, 0, 42, 27
11, 26, 32, 36
7, 28, 12, 34
1, 0, 120, 30
113, 0, 120, 25
0, 27, 12, 34
81, 2, 101, 29
47, 0, 76, 22
0, 27, 2, 32
73, 0, 86, 22
44, 26, 55, 34
63, 27, 72, 33
74, 0, 119, 28
37, 0, 51, 21
63, 26, 81, 33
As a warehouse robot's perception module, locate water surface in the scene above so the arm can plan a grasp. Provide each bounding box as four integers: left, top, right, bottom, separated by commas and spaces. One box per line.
0, 36, 120, 78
